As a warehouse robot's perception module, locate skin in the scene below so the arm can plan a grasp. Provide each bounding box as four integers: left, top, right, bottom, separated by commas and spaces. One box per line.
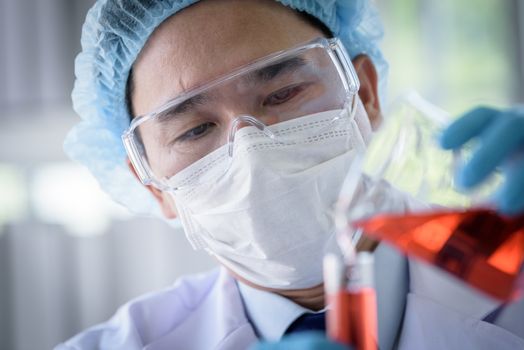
128, 0, 382, 311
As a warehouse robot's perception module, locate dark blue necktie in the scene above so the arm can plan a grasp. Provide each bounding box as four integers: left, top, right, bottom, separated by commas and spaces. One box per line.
483, 304, 506, 324
285, 312, 326, 335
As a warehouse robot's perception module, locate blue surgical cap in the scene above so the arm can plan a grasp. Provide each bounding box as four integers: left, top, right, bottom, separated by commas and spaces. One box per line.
65, 0, 387, 215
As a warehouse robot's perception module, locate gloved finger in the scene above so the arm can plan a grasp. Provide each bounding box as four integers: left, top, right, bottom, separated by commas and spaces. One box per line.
458, 113, 524, 188
251, 332, 350, 350
439, 106, 497, 150
496, 155, 524, 215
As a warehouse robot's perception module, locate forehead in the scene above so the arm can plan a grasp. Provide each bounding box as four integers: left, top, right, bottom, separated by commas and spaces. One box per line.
131, 0, 325, 116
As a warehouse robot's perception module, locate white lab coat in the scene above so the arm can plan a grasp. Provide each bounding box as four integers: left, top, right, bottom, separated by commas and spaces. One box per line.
56, 244, 524, 350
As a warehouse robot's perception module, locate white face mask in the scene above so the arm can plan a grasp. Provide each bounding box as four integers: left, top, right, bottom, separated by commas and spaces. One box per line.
169, 100, 372, 289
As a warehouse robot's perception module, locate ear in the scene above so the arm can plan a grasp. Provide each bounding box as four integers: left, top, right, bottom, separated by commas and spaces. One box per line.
126, 158, 178, 219
352, 55, 383, 129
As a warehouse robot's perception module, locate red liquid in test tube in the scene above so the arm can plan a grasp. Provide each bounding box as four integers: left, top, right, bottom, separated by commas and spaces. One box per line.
325, 253, 378, 350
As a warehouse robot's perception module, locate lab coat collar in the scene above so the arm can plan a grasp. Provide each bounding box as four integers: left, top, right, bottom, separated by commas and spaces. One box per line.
408, 260, 500, 320
237, 280, 321, 341
142, 243, 411, 349
144, 244, 410, 350
236, 243, 410, 348
145, 268, 257, 350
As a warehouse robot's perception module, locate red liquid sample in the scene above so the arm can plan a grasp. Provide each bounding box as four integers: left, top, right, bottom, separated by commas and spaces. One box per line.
353, 209, 524, 301
349, 288, 378, 350
327, 291, 352, 346
327, 289, 378, 350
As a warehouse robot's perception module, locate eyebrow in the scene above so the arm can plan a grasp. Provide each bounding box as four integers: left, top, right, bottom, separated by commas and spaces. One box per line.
156, 56, 308, 123
246, 56, 308, 84
157, 93, 209, 123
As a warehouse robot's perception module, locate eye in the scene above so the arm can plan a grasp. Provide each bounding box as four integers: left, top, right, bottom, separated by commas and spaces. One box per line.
175, 122, 216, 143
263, 85, 305, 106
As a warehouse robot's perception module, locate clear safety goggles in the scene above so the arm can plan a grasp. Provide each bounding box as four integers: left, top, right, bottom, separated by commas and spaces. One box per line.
123, 37, 360, 191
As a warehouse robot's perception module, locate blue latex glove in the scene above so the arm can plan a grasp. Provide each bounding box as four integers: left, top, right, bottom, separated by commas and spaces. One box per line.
250, 332, 351, 350
439, 106, 524, 215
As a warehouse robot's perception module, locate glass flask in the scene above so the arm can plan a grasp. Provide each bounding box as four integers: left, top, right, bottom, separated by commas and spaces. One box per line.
335, 91, 524, 301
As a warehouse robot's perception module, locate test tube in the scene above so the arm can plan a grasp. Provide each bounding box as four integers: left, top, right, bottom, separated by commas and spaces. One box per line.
324, 253, 352, 346
324, 252, 378, 350
347, 252, 378, 350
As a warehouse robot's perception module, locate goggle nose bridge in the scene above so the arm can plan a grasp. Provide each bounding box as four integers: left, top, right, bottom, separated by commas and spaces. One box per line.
227, 115, 277, 157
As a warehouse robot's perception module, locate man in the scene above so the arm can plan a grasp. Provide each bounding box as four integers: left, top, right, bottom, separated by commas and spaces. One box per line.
57, 0, 524, 349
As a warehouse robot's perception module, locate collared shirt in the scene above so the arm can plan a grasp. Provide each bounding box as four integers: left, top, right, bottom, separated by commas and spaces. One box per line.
237, 249, 521, 346
236, 281, 325, 341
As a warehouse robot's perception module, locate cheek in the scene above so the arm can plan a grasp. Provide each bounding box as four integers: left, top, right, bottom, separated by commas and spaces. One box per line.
138, 124, 183, 179
354, 98, 374, 144
164, 192, 178, 212
157, 190, 179, 219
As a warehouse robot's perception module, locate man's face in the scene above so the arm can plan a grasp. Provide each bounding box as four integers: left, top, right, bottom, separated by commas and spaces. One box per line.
129, 0, 381, 218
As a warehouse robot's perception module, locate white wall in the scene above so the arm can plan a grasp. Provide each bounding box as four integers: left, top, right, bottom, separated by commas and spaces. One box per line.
0, 219, 216, 349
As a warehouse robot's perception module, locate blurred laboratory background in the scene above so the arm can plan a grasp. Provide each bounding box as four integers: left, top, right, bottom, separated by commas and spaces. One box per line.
0, 0, 522, 349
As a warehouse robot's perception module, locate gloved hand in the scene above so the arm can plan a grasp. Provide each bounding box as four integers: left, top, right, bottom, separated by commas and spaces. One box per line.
250, 332, 351, 350
439, 106, 524, 215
